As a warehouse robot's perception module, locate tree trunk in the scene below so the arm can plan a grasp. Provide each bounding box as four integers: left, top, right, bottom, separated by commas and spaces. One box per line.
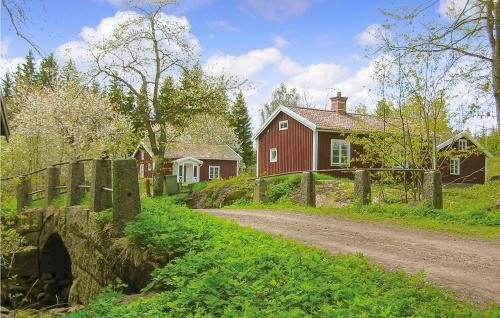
152, 155, 165, 197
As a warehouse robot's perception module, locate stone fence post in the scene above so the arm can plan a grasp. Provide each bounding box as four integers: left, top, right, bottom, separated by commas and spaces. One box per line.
423, 170, 443, 209
45, 166, 60, 206
67, 161, 85, 206
112, 159, 140, 233
354, 170, 371, 205
253, 178, 268, 204
299, 172, 316, 207
90, 159, 111, 212
16, 176, 32, 213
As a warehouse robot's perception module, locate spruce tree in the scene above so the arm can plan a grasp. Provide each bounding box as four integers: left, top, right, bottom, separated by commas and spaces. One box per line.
38, 53, 58, 88
22, 50, 37, 84
108, 76, 127, 113
2, 73, 13, 97
230, 91, 254, 167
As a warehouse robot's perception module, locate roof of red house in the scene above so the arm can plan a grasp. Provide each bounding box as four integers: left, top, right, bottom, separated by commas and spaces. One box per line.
289, 106, 398, 131
135, 142, 242, 161
164, 143, 242, 161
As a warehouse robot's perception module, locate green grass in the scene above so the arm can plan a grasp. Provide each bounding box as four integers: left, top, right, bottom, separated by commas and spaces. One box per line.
65, 196, 498, 317
488, 156, 500, 179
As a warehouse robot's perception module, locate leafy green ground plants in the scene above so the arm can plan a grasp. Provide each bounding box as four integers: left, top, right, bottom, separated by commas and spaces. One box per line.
66, 196, 498, 317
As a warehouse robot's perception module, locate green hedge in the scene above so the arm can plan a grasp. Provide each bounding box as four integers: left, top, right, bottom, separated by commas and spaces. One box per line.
65, 195, 496, 317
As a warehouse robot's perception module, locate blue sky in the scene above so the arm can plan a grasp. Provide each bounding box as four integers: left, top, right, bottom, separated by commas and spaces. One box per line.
1, 0, 493, 131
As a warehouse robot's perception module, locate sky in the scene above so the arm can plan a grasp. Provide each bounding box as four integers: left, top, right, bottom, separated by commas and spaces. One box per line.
0, 0, 496, 132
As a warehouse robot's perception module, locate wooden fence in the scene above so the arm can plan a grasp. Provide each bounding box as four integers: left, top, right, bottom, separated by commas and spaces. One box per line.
3, 158, 140, 232
253, 168, 442, 209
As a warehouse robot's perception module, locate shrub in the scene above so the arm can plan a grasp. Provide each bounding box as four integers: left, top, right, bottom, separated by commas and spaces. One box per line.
67, 196, 493, 317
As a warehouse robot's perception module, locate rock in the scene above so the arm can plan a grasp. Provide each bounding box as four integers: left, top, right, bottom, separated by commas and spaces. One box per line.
490, 175, 500, 181
0, 306, 9, 314
496, 200, 500, 208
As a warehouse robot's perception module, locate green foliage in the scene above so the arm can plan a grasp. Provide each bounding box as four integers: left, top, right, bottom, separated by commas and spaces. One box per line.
68, 196, 493, 317
230, 91, 254, 168
191, 181, 208, 192
266, 174, 302, 203
260, 83, 301, 122
38, 53, 58, 88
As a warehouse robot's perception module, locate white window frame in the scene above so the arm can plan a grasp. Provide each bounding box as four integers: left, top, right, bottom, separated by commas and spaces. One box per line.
458, 139, 468, 151
279, 120, 288, 131
209, 166, 220, 180
139, 163, 144, 177
450, 158, 460, 175
270, 148, 278, 163
140, 150, 144, 160
330, 139, 350, 166
147, 163, 152, 171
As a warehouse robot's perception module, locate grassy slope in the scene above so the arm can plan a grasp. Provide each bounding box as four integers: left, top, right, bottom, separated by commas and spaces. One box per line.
66, 196, 498, 317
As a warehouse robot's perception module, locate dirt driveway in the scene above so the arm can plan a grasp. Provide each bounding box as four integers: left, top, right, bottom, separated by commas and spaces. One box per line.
201, 209, 500, 305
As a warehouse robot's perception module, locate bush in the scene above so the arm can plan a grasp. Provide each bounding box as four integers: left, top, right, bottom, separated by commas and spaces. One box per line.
67, 196, 492, 317
266, 174, 302, 203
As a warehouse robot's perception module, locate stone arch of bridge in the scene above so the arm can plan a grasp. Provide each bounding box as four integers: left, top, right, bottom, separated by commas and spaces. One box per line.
37, 232, 73, 307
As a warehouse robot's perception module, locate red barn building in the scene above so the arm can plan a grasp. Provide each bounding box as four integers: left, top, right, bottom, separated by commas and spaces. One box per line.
132, 142, 241, 182
254, 93, 492, 184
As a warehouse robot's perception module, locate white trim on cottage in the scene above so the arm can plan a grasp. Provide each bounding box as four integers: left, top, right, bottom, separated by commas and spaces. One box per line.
253, 106, 317, 140
437, 131, 492, 158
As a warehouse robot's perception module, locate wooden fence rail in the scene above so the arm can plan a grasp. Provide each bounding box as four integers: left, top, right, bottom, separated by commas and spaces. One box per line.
253, 169, 442, 209
11, 158, 140, 233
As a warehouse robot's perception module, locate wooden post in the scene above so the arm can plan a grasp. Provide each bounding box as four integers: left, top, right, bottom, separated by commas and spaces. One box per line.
112, 159, 140, 233
145, 178, 152, 197
16, 176, 32, 213
67, 161, 85, 206
354, 170, 371, 205
90, 159, 111, 212
253, 178, 268, 204
299, 172, 316, 207
45, 166, 60, 206
423, 170, 443, 209
164, 175, 180, 195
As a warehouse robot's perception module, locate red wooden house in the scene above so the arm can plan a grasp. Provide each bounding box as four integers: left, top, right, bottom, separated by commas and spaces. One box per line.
254, 93, 492, 184
132, 142, 242, 182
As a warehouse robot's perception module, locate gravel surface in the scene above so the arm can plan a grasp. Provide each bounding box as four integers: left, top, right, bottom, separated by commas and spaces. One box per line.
201, 208, 500, 305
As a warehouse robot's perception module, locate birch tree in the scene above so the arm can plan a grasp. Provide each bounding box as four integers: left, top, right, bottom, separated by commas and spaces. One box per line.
89, 1, 233, 195
380, 0, 500, 128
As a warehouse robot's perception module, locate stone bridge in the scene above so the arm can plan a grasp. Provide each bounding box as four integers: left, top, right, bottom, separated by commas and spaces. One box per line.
2, 205, 161, 308
2, 159, 163, 309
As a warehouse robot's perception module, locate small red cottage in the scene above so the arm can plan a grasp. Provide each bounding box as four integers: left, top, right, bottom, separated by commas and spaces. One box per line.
132, 142, 242, 182
254, 93, 492, 184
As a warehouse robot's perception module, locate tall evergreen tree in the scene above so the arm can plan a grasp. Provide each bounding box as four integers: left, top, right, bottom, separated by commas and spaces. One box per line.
61, 60, 78, 83
38, 53, 58, 88
108, 76, 128, 113
230, 91, 254, 167
2, 73, 13, 97
22, 50, 37, 84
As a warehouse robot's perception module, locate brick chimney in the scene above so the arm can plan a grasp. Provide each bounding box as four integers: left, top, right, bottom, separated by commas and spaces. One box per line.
330, 91, 347, 113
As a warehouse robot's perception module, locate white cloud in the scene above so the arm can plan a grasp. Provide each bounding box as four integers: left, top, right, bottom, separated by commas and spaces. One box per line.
0, 38, 11, 57
277, 56, 304, 76
54, 10, 199, 81
272, 35, 288, 48
204, 47, 283, 79
437, 0, 468, 18
208, 34, 215, 39
355, 24, 388, 46
209, 20, 239, 32
246, 0, 313, 20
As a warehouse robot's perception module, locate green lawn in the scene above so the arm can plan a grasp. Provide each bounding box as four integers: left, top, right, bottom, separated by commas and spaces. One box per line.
65, 196, 498, 317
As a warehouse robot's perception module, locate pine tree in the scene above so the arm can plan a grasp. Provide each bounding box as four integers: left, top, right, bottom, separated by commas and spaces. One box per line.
22, 50, 37, 84
61, 60, 78, 83
38, 53, 58, 88
230, 91, 254, 167
108, 76, 128, 113
2, 73, 13, 97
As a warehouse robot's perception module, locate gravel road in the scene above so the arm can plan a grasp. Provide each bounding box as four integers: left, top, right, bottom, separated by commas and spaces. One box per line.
201, 209, 500, 305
